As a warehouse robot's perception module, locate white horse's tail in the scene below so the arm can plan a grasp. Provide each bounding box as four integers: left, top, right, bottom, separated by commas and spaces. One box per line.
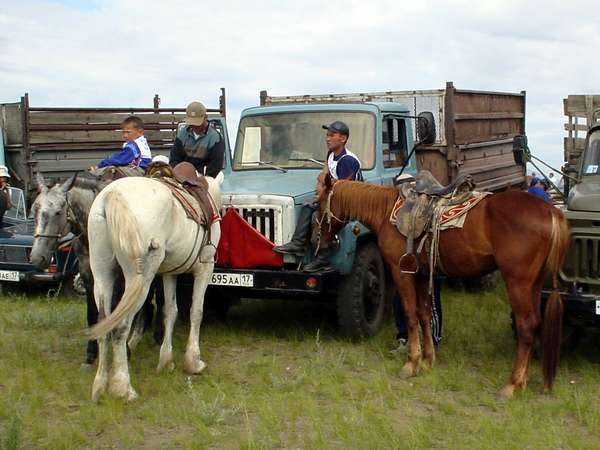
88, 190, 146, 340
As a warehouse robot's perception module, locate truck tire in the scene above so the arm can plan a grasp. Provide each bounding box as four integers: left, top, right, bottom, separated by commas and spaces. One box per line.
336, 242, 387, 338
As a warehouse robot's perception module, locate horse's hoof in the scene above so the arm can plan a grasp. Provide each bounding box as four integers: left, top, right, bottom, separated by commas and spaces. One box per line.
497, 385, 515, 401
400, 362, 417, 379
157, 357, 175, 373
184, 358, 207, 375
91, 378, 108, 403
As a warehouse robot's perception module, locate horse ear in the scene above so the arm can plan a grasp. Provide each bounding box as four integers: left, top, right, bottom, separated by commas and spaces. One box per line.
36, 171, 48, 194
61, 172, 78, 193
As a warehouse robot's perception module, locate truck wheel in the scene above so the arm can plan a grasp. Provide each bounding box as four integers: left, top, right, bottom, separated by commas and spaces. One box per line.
336, 242, 387, 338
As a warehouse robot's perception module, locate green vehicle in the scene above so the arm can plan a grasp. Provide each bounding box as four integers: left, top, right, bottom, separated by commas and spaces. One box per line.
542, 95, 600, 327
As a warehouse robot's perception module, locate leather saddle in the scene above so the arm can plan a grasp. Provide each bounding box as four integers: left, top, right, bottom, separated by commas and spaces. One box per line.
395, 170, 474, 273
146, 161, 218, 228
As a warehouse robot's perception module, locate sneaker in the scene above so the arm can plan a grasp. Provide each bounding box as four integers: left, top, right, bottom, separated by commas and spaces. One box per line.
388, 338, 408, 356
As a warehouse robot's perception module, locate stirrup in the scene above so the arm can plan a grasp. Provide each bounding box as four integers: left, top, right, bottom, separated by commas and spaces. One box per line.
399, 253, 419, 274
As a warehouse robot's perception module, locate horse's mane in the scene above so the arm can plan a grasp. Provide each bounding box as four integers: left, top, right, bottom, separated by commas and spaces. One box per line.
330, 180, 398, 226
72, 177, 100, 192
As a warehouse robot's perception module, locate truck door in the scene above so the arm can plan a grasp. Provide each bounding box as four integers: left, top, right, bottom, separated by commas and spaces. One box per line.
381, 115, 413, 185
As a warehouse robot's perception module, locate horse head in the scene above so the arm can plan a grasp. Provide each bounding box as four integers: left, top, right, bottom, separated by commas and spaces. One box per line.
30, 172, 78, 269
314, 172, 345, 249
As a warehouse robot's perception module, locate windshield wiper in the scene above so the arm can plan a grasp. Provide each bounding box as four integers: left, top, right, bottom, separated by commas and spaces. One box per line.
242, 161, 288, 173
289, 158, 325, 166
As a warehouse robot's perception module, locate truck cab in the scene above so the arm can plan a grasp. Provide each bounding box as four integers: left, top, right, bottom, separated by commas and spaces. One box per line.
209, 101, 420, 338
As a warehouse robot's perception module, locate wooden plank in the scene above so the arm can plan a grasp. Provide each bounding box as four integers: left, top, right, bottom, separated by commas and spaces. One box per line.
564, 95, 600, 115
29, 129, 175, 144
454, 112, 524, 120
29, 111, 185, 125
29, 123, 181, 131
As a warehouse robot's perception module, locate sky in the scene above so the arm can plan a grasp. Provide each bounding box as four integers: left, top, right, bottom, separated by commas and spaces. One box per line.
2, 0, 599, 174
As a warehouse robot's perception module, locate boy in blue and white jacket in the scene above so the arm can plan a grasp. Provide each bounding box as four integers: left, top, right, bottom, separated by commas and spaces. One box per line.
97, 116, 152, 170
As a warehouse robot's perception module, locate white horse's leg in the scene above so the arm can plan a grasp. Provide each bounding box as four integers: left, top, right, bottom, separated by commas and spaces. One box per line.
184, 260, 214, 374
157, 274, 177, 372
108, 274, 154, 401
127, 312, 145, 352
91, 265, 116, 402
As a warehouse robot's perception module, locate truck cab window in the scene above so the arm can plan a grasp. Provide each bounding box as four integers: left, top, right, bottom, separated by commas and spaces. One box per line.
382, 117, 408, 168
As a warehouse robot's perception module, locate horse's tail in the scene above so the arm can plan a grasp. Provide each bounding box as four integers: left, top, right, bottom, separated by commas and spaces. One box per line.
541, 207, 570, 390
88, 190, 145, 340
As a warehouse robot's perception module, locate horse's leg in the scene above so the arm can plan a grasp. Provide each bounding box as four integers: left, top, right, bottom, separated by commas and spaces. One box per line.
90, 267, 115, 402
76, 243, 97, 366
157, 274, 177, 372
108, 273, 154, 401
498, 274, 543, 399
185, 224, 219, 374
416, 275, 435, 370
391, 267, 422, 377
153, 276, 165, 345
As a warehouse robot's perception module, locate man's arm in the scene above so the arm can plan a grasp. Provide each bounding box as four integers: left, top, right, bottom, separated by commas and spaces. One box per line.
204, 138, 225, 177
335, 157, 360, 180
169, 137, 186, 167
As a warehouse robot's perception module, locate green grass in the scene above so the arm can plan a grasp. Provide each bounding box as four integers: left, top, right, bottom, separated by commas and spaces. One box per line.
1, 285, 600, 449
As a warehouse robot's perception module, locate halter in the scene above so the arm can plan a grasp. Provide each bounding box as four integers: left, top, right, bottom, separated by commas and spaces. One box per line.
315, 187, 345, 253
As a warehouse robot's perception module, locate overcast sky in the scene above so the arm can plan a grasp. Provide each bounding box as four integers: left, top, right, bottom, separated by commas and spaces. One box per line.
2, 0, 599, 172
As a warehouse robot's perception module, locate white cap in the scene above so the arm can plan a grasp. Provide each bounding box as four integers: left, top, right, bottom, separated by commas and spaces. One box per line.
152, 155, 169, 164
0, 165, 10, 178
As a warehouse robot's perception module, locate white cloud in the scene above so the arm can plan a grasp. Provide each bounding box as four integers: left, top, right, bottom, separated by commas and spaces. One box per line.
1, 0, 600, 171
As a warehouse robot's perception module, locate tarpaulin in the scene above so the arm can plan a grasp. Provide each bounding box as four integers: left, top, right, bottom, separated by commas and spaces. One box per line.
216, 209, 284, 269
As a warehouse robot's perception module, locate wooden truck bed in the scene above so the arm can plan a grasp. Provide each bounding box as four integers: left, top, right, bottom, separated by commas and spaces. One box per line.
0, 90, 226, 193
261, 82, 526, 192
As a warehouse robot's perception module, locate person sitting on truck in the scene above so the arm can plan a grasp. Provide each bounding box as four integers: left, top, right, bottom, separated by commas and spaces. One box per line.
527, 177, 551, 203
273, 120, 363, 272
0, 165, 13, 228
169, 101, 225, 177
93, 116, 152, 174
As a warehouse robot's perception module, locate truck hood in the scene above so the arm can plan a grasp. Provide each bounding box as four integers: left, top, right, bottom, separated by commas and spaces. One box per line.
221, 170, 319, 201
567, 181, 600, 212
0, 220, 35, 245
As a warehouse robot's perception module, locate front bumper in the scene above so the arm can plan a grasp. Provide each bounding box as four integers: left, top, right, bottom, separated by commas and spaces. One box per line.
201, 267, 340, 300
542, 289, 600, 326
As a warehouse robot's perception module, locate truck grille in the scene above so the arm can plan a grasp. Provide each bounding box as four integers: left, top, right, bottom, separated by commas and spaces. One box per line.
571, 237, 600, 279
0, 246, 30, 264
226, 207, 277, 243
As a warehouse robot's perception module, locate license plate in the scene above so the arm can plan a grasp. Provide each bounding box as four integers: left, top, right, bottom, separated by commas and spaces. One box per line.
209, 272, 253, 287
0, 270, 20, 282
596, 300, 600, 315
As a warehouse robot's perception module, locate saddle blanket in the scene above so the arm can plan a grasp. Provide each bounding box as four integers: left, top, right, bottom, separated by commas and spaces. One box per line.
390, 191, 492, 230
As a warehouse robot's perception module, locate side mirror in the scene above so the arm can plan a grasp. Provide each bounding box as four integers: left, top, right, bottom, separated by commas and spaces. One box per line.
417, 112, 436, 145
513, 135, 528, 166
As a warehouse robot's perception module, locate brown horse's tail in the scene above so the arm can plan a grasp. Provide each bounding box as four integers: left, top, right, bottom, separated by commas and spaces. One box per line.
541, 208, 570, 390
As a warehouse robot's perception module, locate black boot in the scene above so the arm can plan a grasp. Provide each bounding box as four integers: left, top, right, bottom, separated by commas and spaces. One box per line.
273, 204, 315, 255
303, 248, 331, 273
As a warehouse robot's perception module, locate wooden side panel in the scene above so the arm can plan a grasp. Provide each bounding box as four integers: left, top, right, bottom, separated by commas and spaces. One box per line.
0, 103, 24, 146
452, 91, 525, 145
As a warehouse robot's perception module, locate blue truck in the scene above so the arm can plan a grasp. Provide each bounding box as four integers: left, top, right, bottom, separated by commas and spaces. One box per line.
207, 82, 527, 337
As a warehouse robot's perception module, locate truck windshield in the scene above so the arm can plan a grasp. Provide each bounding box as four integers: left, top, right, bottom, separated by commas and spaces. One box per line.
582, 130, 600, 176
233, 112, 375, 170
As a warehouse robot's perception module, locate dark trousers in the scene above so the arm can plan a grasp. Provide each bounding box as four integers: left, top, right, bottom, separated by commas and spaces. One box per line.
393, 277, 443, 345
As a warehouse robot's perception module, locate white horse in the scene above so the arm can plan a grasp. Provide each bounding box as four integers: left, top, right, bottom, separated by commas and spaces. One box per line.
87, 173, 222, 402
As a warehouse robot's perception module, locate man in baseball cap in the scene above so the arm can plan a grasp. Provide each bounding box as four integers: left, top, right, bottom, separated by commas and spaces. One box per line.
273, 119, 363, 272
169, 101, 225, 177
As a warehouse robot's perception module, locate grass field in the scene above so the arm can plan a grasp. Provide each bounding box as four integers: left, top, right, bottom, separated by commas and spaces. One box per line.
1, 284, 600, 449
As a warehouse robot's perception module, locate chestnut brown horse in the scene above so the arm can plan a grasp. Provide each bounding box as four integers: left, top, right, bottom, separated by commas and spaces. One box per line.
317, 175, 570, 398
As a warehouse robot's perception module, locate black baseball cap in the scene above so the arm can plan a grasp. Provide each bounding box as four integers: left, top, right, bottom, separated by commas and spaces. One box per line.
322, 121, 349, 136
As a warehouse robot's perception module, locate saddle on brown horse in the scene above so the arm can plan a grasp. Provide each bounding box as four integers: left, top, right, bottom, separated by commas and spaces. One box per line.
146, 161, 219, 228
395, 170, 475, 274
